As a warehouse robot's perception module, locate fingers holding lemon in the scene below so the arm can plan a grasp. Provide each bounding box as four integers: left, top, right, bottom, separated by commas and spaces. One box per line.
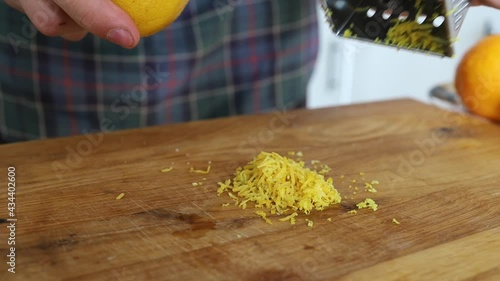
455, 35, 500, 122
111, 0, 189, 37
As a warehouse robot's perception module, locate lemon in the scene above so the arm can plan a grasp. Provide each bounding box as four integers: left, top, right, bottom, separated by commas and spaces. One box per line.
455, 35, 500, 122
111, 0, 189, 37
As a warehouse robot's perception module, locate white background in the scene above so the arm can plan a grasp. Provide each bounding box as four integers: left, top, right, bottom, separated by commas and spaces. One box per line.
307, 5, 500, 109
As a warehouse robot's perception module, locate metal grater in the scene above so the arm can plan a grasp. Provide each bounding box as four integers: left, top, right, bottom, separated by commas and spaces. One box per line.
321, 0, 470, 57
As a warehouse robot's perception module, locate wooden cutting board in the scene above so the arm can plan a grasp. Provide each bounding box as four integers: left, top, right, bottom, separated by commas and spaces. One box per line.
0, 99, 499, 281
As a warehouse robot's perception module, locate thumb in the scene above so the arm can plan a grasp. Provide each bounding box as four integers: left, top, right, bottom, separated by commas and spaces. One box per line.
471, 0, 500, 8
53, 0, 140, 48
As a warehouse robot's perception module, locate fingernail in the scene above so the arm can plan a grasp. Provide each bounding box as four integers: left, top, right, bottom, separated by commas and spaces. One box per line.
107, 28, 135, 48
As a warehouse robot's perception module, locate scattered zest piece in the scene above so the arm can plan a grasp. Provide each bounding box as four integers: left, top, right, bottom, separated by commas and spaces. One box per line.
305, 219, 314, 227
296, 151, 304, 157
115, 193, 125, 200
192, 182, 199, 187
311, 160, 321, 165
392, 218, 401, 225
351, 179, 357, 183
278, 212, 298, 225
255, 211, 273, 225
221, 203, 230, 207
161, 167, 173, 173
356, 198, 378, 211
371, 180, 380, 185
319, 164, 332, 175
359, 172, 365, 176
327, 218, 332, 222
365, 182, 377, 193
347, 210, 357, 215
190, 165, 211, 174
288, 151, 295, 156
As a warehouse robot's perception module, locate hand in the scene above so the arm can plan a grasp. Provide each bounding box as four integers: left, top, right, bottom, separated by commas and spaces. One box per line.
3, 0, 140, 48
471, 0, 500, 9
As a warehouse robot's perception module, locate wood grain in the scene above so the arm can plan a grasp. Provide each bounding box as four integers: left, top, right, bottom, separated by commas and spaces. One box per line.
0, 99, 499, 281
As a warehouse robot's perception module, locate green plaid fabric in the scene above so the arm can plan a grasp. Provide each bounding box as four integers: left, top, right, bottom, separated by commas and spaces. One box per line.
0, 0, 319, 143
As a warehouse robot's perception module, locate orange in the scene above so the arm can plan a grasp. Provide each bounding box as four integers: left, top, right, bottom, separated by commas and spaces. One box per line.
112, 0, 189, 37
455, 35, 500, 122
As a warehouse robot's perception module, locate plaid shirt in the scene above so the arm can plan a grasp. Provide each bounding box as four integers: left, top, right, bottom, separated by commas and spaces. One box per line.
0, 0, 319, 143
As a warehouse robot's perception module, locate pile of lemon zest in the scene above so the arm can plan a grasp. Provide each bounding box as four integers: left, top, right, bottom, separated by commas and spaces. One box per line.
161, 167, 173, 173
305, 219, 314, 227
356, 198, 378, 211
347, 210, 357, 215
115, 193, 125, 200
255, 211, 273, 225
221, 203, 230, 207
392, 218, 401, 225
190, 165, 211, 174
217, 152, 342, 224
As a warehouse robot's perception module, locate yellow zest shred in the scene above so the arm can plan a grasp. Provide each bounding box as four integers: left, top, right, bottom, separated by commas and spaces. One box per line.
115, 193, 125, 200
296, 151, 304, 157
327, 218, 332, 222
278, 212, 298, 225
255, 211, 273, 225
356, 198, 378, 211
365, 183, 377, 193
319, 164, 331, 175
392, 218, 401, 225
217, 152, 342, 223
190, 165, 211, 174
359, 172, 365, 176
192, 182, 199, 187
347, 210, 357, 215
221, 203, 230, 207
305, 219, 314, 227
288, 151, 295, 156
227, 192, 239, 204
161, 167, 173, 173
311, 160, 321, 165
